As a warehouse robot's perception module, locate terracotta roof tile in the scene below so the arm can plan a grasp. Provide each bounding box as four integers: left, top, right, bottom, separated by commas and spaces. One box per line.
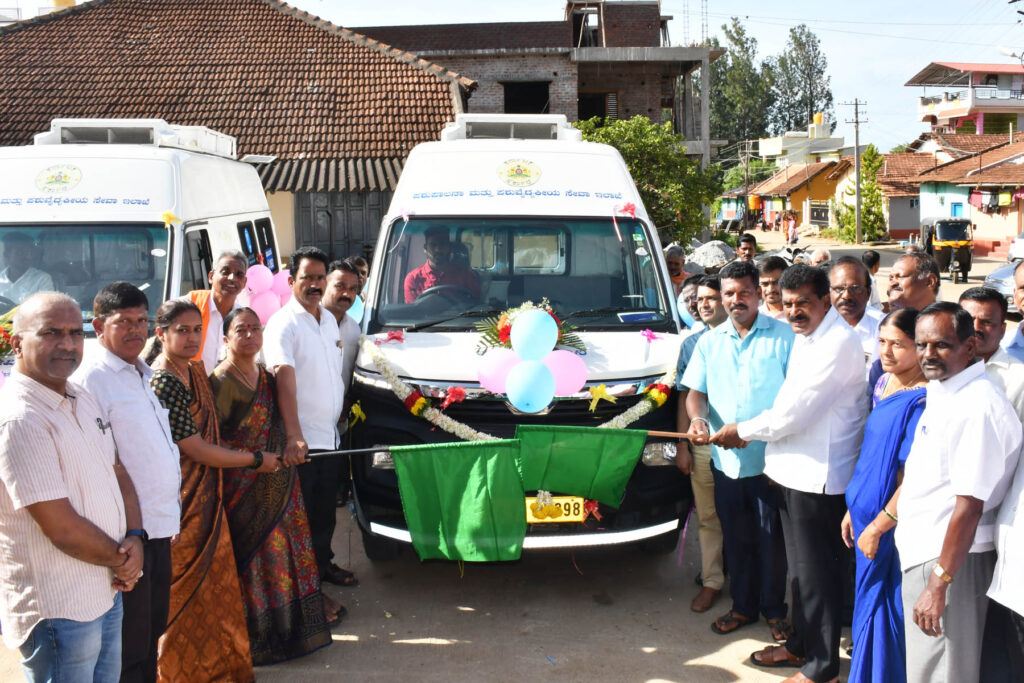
918, 140, 1024, 184
0, 0, 476, 191
751, 161, 836, 197
354, 21, 571, 53
875, 153, 936, 197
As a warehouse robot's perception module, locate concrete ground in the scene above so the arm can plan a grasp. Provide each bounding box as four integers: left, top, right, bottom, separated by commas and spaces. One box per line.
0, 230, 1014, 682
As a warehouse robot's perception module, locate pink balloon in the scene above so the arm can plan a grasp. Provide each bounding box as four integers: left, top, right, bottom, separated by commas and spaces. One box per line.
236, 289, 251, 307
279, 292, 291, 307
543, 350, 587, 396
246, 264, 274, 295
250, 290, 280, 325
477, 348, 519, 393
270, 269, 291, 296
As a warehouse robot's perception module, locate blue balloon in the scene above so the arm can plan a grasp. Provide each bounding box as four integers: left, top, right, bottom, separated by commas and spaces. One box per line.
505, 361, 555, 413
510, 309, 558, 361
679, 305, 696, 329
347, 295, 364, 323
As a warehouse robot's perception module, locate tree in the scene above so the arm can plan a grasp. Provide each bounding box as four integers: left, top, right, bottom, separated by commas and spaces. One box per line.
575, 116, 721, 243
721, 158, 777, 192
831, 144, 886, 242
768, 25, 834, 134
709, 19, 774, 142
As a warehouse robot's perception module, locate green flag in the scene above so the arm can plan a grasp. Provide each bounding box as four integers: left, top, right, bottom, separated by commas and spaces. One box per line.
515, 425, 647, 507
391, 439, 526, 562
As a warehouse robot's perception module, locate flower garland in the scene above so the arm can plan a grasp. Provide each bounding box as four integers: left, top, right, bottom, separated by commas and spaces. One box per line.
474, 298, 585, 354
360, 336, 676, 441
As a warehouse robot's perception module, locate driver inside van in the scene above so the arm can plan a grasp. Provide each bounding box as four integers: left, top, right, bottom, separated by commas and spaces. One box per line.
403, 227, 480, 303
0, 232, 55, 304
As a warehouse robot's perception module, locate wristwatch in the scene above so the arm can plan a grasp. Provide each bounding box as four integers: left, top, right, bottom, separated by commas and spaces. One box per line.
933, 563, 953, 585
125, 529, 149, 545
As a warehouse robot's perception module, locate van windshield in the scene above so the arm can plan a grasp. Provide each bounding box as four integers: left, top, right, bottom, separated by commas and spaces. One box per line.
0, 224, 169, 320
372, 217, 670, 330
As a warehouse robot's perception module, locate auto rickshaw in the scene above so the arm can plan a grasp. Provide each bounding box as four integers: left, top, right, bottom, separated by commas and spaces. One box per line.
920, 216, 974, 283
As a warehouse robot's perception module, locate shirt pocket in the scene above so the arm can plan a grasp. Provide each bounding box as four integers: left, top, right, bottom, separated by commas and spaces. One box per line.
741, 361, 785, 420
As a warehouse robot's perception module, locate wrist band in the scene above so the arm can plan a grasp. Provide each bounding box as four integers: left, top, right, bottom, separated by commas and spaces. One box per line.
251, 450, 264, 469
882, 508, 898, 523
933, 563, 953, 585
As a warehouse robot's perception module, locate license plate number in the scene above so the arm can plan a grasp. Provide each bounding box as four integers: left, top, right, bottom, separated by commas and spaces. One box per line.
525, 496, 585, 523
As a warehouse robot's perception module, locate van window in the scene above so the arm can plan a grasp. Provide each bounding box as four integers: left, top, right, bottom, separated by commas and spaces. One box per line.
372, 217, 669, 331
0, 224, 169, 321
236, 221, 259, 266
253, 218, 278, 271
181, 229, 212, 294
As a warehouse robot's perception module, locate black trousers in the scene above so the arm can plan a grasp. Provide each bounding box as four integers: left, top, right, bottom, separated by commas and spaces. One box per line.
778, 486, 850, 682
981, 600, 1024, 682
298, 450, 343, 575
120, 537, 172, 683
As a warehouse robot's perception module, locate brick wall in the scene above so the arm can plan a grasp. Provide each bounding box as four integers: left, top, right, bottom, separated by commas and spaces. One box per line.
578, 62, 672, 121
438, 54, 579, 119
601, 3, 662, 47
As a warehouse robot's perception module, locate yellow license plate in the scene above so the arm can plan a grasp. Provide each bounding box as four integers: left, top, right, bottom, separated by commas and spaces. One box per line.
525, 496, 585, 523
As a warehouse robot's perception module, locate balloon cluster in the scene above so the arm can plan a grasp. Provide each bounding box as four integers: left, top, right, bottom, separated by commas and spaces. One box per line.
477, 309, 586, 414
238, 265, 292, 324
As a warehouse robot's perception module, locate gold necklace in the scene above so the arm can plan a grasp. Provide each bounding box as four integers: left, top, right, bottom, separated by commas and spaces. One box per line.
227, 358, 258, 391
162, 354, 191, 385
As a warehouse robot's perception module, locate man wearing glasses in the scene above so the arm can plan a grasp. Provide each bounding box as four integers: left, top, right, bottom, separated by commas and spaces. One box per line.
829, 257, 883, 364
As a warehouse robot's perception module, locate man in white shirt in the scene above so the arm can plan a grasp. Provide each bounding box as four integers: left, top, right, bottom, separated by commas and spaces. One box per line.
0, 232, 54, 304
0, 292, 143, 682
185, 250, 247, 371
1002, 260, 1024, 363
896, 303, 1022, 683
984, 448, 1024, 679
72, 282, 182, 683
959, 287, 1024, 422
263, 248, 353, 588
861, 250, 882, 309
830, 257, 883, 364
713, 264, 869, 683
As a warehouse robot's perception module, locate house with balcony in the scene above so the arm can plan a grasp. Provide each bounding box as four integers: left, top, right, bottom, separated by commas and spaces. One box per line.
907, 62, 1024, 135
355, 0, 723, 167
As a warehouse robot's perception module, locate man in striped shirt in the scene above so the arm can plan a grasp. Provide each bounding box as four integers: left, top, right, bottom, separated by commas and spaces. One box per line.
0, 292, 144, 682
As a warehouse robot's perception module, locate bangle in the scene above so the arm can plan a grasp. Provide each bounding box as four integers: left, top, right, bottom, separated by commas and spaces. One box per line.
933, 563, 953, 585
882, 508, 898, 523
251, 450, 264, 469
691, 417, 709, 427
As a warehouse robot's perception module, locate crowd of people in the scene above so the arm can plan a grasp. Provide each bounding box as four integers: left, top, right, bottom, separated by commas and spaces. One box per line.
0, 247, 368, 682
673, 245, 1024, 683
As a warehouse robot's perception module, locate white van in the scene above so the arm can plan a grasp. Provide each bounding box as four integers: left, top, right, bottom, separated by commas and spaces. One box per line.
350, 113, 690, 559
0, 118, 280, 371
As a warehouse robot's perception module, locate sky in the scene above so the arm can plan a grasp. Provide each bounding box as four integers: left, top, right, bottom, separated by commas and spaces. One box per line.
293, 0, 1024, 154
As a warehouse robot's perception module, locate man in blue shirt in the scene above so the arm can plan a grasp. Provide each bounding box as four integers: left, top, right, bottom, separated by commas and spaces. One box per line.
1004, 261, 1024, 363
682, 260, 794, 641
676, 275, 728, 613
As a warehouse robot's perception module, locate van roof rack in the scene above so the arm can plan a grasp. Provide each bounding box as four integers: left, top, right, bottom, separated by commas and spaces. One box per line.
33, 118, 237, 159
441, 114, 583, 142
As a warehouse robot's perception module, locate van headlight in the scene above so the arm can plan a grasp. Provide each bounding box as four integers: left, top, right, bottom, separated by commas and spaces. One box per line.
642, 442, 677, 466
371, 447, 395, 470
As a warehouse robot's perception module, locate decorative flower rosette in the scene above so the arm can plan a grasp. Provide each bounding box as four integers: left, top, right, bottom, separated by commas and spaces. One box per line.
0, 306, 16, 359
474, 298, 585, 355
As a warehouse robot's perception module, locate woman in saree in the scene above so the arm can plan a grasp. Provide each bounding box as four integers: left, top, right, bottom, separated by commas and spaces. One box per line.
147, 299, 281, 682
840, 308, 926, 683
211, 307, 335, 665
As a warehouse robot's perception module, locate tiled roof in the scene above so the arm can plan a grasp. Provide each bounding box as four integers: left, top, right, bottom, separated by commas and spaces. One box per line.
751, 161, 836, 197
0, 0, 477, 192
919, 140, 1024, 184
877, 153, 936, 197
354, 21, 572, 53
908, 132, 1023, 159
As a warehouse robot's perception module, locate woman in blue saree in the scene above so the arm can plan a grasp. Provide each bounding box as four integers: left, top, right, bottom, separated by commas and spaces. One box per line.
841, 308, 926, 683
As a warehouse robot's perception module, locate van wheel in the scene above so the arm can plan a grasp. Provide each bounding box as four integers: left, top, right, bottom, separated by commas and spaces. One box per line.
361, 527, 400, 561
639, 528, 681, 555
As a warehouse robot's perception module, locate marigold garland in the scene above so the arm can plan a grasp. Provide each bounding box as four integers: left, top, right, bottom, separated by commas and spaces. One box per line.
360, 336, 676, 442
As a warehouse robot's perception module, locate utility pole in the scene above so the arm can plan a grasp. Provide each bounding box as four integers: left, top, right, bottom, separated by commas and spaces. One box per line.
842, 99, 868, 243
741, 139, 752, 233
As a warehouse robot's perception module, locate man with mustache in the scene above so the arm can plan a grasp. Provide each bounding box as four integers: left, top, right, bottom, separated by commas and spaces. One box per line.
682, 261, 793, 643
73, 282, 181, 683
714, 264, 869, 683
887, 253, 940, 312
959, 287, 1024, 422
403, 227, 479, 303
263, 248, 350, 588
757, 256, 788, 321
0, 292, 143, 682
829, 257, 883, 364
896, 303, 1021, 683
185, 250, 248, 370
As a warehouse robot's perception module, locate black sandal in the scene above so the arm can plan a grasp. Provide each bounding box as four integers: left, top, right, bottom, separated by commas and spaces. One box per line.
767, 617, 793, 643
710, 610, 754, 635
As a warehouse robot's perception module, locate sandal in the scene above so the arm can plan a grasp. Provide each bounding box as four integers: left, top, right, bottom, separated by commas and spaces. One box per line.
325, 603, 347, 628
749, 644, 805, 669
767, 617, 793, 643
710, 610, 754, 635
322, 563, 359, 587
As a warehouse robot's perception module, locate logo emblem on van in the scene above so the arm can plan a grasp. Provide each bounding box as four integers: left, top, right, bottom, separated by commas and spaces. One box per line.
35, 164, 82, 193
498, 159, 541, 187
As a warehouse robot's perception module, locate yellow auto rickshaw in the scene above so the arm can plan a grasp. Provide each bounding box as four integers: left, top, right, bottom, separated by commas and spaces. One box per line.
920, 217, 974, 283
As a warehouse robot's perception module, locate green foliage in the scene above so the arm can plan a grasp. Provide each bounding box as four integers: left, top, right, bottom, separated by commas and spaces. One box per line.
709, 20, 775, 141
722, 158, 777, 192
709, 230, 739, 248
574, 116, 721, 242
889, 142, 911, 154
768, 25, 834, 134
830, 144, 887, 242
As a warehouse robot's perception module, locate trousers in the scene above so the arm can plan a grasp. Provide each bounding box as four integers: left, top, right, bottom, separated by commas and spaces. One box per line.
120, 538, 172, 683
298, 450, 343, 575
20, 593, 123, 683
690, 444, 724, 591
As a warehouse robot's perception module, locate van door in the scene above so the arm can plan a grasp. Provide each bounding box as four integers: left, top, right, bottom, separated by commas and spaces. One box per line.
236, 221, 260, 267
253, 217, 279, 272
180, 227, 212, 295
